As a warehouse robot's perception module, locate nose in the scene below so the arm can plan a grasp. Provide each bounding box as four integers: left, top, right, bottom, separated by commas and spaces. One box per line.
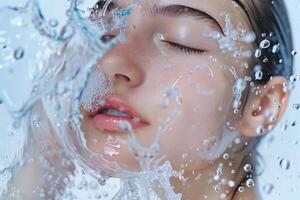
99, 34, 145, 88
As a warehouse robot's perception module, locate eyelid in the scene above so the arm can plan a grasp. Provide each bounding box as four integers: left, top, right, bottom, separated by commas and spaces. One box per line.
160, 38, 205, 54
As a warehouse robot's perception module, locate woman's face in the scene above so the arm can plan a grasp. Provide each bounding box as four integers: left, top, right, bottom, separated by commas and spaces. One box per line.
79, 0, 254, 173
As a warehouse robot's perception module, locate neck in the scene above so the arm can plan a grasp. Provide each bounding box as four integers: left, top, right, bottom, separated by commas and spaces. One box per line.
171, 149, 252, 200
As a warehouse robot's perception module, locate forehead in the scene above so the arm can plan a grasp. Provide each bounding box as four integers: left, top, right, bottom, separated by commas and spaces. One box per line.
114, 0, 253, 33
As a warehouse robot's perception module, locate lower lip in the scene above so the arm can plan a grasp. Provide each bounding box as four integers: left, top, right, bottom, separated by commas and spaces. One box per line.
91, 114, 148, 132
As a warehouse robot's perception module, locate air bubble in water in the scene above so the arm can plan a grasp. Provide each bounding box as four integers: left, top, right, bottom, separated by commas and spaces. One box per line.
260, 39, 271, 49
291, 50, 297, 56
13, 47, 25, 60
279, 159, 290, 170
243, 163, 252, 172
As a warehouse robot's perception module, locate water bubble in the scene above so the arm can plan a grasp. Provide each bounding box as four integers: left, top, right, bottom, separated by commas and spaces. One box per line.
263, 57, 269, 63
279, 159, 290, 170
242, 32, 256, 43
256, 125, 264, 135
103, 191, 108, 197
228, 180, 235, 187
272, 44, 280, 53
291, 50, 297, 56
223, 153, 230, 160
260, 39, 270, 49
263, 183, 274, 194
238, 186, 244, 192
13, 47, 25, 60
254, 65, 263, 80
292, 103, 300, 111
48, 19, 59, 27
220, 193, 226, 199
246, 179, 255, 188
255, 49, 261, 58
243, 164, 252, 172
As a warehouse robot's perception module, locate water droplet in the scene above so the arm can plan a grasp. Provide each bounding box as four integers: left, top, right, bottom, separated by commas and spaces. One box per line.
103, 191, 108, 197
243, 32, 256, 43
8, 131, 15, 136
243, 163, 252, 172
246, 179, 255, 188
279, 159, 290, 170
13, 47, 25, 60
263, 183, 274, 194
260, 39, 271, 49
255, 70, 263, 80
182, 153, 188, 160
291, 50, 297, 56
256, 125, 264, 135
292, 103, 300, 110
98, 177, 106, 186
255, 49, 261, 58
48, 19, 58, 27
238, 186, 244, 192
228, 180, 235, 187
272, 44, 280, 53
220, 193, 226, 199
223, 153, 230, 160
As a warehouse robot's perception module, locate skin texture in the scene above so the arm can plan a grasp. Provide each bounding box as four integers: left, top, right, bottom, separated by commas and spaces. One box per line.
4, 0, 289, 199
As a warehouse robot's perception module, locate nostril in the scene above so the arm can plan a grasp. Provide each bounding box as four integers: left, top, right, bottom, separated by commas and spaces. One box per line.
115, 73, 130, 82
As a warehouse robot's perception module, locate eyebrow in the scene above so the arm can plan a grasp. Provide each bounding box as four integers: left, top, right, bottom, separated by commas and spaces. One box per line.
147, 4, 224, 35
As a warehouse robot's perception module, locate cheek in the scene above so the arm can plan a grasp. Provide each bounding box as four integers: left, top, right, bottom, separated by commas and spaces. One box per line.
154, 63, 234, 168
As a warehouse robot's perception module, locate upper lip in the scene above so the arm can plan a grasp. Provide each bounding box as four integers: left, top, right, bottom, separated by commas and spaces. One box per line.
90, 95, 148, 123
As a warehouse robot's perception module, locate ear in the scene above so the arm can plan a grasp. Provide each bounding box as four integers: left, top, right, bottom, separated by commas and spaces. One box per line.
235, 76, 289, 137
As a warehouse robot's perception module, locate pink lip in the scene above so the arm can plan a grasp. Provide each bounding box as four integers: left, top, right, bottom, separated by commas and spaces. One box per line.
90, 95, 149, 132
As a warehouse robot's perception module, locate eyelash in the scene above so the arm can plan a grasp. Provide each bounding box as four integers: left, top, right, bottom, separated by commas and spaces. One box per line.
161, 40, 205, 54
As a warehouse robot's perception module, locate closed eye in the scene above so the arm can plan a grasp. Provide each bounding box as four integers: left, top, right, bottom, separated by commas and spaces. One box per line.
161, 40, 205, 54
